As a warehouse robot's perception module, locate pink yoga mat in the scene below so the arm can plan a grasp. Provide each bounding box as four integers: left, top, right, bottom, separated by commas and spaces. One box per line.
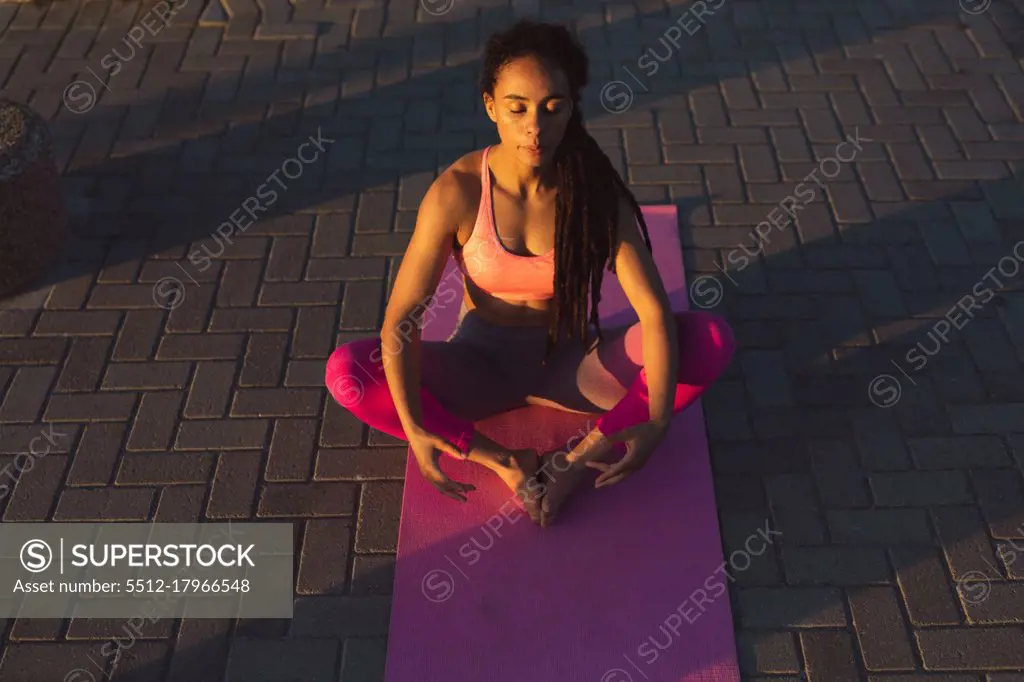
384, 205, 741, 682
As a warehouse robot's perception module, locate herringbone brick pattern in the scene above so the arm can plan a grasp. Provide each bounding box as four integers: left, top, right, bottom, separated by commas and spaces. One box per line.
2, 0, 1024, 679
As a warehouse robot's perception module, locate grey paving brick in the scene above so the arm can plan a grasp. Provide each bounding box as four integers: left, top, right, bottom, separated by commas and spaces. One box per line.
226, 639, 339, 682
116, 452, 215, 485
297, 518, 351, 595
54, 337, 113, 393
800, 630, 860, 682
351, 554, 396, 596
970, 469, 1024, 539
53, 487, 156, 521
101, 361, 192, 390
907, 436, 1013, 469
870, 471, 974, 506
175, 420, 269, 451
236, 334, 288, 389
810, 440, 871, 507
264, 418, 317, 482
962, 582, 1024, 625
736, 631, 801, 675
183, 361, 237, 419
0, 644, 117, 682
156, 333, 246, 360
258, 482, 356, 517
290, 596, 391, 638
126, 391, 185, 451
850, 409, 913, 471
165, 618, 231, 682
949, 404, 1024, 435
154, 485, 206, 523
934, 506, 1007, 583
1, 366, 58, 421
849, 586, 918, 671
216, 260, 263, 307
783, 547, 890, 585
312, 445, 406, 480
44, 393, 137, 422
737, 587, 847, 628
230, 388, 322, 417
829, 509, 934, 545
917, 628, 1024, 670
206, 451, 262, 519
341, 637, 389, 682
740, 350, 795, 407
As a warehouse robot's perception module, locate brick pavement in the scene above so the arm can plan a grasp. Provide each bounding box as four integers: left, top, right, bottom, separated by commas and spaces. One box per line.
1, 0, 1024, 679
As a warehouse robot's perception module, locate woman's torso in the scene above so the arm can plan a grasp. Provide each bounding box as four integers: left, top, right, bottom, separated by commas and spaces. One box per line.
450, 145, 558, 328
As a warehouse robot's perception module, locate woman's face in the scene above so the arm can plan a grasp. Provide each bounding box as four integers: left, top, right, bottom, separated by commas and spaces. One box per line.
484, 54, 573, 168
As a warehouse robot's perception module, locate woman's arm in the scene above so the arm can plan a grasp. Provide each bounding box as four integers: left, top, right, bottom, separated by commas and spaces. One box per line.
379, 171, 467, 436
610, 196, 677, 428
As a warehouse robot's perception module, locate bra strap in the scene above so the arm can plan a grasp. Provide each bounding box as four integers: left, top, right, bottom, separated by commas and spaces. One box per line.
480, 145, 492, 198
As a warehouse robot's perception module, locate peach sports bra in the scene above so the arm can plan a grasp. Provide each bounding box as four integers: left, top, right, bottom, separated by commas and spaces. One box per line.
452, 145, 556, 301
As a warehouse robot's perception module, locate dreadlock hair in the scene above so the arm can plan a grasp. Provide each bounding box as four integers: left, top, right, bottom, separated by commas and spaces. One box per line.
480, 19, 654, 362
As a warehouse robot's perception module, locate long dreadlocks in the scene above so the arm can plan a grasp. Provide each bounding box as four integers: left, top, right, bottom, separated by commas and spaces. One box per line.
480, 20, 655, 361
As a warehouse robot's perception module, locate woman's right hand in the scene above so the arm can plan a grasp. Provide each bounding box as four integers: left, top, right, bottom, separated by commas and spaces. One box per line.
407, 426, 476, 502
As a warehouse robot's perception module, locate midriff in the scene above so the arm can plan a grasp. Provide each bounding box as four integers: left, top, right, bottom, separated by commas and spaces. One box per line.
457, 280, 553, 327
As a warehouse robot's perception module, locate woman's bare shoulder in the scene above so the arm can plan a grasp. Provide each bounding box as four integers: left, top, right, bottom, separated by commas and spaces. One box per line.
422, 148, 486, 226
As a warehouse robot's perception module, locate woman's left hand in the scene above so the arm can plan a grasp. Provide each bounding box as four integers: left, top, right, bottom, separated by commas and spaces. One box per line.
585, 419, 670, 488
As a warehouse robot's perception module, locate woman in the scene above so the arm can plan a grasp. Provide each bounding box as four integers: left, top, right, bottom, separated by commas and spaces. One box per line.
325, 19, 735, 527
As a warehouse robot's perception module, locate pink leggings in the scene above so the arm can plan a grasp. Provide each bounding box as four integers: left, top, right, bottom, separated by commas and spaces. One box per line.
324, 308, 735, 456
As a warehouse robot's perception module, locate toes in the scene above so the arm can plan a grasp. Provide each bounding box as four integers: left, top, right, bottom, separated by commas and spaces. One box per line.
523, 493, 543, 525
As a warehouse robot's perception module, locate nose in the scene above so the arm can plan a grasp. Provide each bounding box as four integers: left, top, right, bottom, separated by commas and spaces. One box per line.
524, 110, 541, 138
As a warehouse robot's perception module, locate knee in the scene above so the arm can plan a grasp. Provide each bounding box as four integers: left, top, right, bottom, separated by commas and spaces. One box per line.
325, 337, 382, 410
675, 310, 736, 382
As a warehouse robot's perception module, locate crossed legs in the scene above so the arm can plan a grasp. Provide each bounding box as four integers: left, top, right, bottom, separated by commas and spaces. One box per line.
324, 309, 736, 524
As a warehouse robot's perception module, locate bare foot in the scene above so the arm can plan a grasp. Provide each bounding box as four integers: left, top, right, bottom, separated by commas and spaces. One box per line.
537, 451, 586, 527
492, 448, 543, 524
538, 433, 619, 527
462, 431, 543, 523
